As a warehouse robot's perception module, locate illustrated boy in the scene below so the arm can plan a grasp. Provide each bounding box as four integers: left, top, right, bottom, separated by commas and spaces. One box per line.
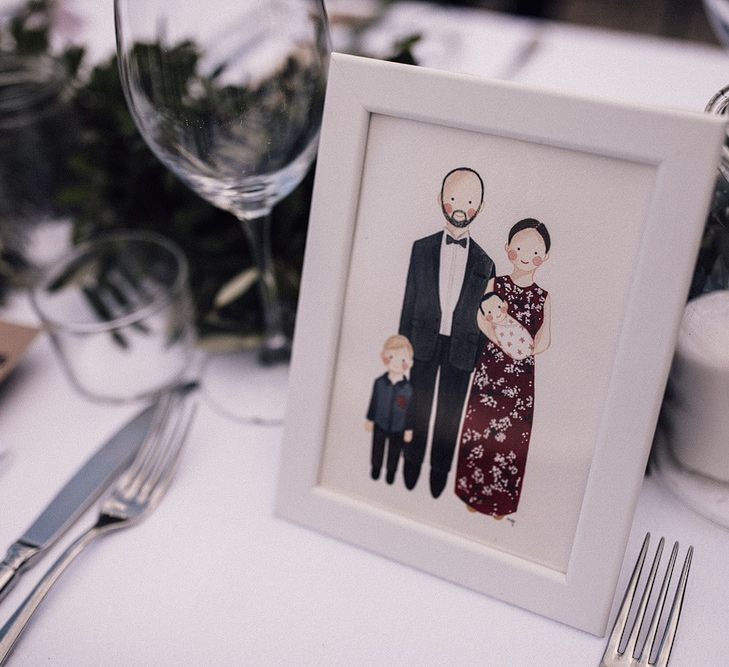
399, 167, 495, 497
365, 335, 414, 484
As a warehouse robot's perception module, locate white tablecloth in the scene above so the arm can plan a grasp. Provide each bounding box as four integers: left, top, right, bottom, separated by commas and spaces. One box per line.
2, 2, 729, 665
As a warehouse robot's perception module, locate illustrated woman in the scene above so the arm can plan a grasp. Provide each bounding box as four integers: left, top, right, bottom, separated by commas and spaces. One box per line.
454, 218, 552, 518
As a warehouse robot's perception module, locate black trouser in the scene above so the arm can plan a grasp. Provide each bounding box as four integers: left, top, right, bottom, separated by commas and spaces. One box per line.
406, 334, 471, 474
371, 425, 404, 477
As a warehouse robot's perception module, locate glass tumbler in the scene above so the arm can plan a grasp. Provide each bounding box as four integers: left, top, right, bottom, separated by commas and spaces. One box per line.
30, 231, 195, 402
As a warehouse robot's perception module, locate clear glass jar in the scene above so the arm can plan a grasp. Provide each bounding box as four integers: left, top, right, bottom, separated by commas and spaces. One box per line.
0, 52, 77, 293
0, 53, 74, 224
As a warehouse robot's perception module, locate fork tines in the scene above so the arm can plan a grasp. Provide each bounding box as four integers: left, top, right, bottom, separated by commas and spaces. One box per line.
600, 532, 693, 667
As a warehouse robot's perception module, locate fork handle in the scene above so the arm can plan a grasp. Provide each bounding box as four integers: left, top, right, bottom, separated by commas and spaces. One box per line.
0, 525, 102, 665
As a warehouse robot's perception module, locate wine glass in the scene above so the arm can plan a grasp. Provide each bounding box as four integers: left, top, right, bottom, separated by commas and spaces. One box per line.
114, 0, 330, 422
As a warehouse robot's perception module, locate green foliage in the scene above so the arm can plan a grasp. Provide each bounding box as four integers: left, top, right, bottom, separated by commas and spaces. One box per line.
0, 0, 420, 338
4, 0, 51, 54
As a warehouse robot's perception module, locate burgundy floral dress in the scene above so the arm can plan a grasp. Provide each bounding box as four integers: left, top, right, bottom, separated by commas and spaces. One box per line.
455, 276, 548, 516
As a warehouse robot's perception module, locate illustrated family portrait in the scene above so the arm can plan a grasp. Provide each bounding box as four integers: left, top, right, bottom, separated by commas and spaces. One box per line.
364, 166, 552, 520
316, 107, 660, 572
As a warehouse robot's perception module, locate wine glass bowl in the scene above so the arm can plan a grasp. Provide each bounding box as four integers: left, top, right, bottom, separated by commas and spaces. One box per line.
114, 0, 330, 362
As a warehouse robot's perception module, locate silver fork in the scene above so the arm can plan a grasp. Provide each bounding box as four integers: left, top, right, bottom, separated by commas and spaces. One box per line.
0, 382, 198, 665
600, 532, 693, 667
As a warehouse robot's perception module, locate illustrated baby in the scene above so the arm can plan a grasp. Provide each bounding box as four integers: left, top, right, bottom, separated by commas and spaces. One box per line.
479, 292, 534, 360
365, 335, 414, 484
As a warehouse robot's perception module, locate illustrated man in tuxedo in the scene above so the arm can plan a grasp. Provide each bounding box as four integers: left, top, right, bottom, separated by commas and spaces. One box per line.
399, 167, 495, 498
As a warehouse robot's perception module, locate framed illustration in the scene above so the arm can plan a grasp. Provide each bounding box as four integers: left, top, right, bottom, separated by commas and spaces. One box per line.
275, 53, 725, 634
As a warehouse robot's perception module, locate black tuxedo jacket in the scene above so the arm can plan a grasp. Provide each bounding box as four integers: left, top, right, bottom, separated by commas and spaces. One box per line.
399, 231, 495, 372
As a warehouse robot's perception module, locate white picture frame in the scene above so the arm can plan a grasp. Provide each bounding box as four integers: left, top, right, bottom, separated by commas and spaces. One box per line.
275, 53, 725, 635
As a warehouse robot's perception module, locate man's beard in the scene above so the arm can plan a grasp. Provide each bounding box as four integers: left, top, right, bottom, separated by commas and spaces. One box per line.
443, 206, 474, 228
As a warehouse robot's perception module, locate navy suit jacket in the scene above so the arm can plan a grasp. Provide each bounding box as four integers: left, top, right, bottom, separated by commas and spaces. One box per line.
399, 231, 494, 372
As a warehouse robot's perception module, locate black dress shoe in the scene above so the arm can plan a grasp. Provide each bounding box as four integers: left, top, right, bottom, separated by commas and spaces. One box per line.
371, 466, 381, 480
429, 468, 448, 498
385, 469, 396, 484
403, 462, 421, 489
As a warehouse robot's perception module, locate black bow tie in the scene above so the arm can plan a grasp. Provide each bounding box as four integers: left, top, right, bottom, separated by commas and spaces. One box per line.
446, 235, 467, 248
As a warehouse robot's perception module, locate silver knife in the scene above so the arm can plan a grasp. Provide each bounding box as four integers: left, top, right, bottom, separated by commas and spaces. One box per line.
0, 404, 156, 602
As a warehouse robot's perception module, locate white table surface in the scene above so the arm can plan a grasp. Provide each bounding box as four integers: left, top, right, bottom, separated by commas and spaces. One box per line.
2, 2, 729, 665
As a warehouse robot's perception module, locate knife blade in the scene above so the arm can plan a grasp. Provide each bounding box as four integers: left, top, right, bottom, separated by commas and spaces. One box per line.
0, 404, 156, 602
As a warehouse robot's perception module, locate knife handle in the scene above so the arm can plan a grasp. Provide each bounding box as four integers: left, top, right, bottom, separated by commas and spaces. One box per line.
0, 543, 39, 604
0, 527, 101, 664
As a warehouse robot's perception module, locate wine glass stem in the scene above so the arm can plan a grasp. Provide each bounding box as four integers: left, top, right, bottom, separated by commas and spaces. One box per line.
238, 212, 291, 364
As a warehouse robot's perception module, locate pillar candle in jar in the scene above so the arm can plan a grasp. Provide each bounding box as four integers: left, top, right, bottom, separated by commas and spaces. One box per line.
662, 290, 729, 482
